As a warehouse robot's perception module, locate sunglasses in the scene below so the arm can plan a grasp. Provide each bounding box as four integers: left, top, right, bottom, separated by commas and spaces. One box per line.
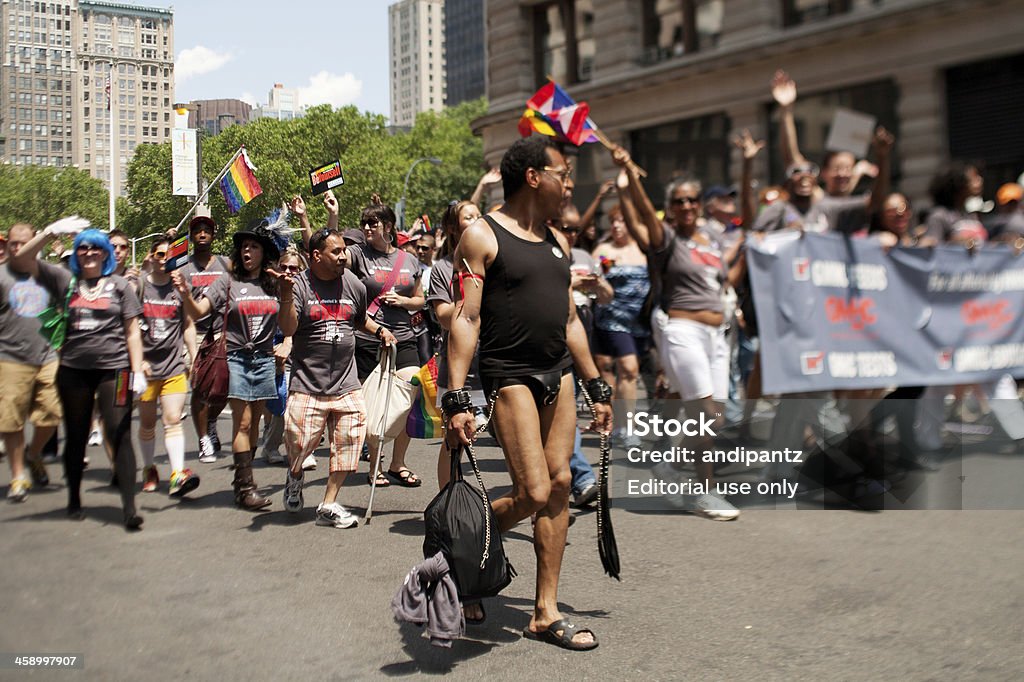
414, 244, 433, 252
559, 226, 580, 235
541, 166, 572, 184
76, 244, 103, 253
279, 264, 303, 273
670, 196, 701, 206
361, 220, 384, 229
152, 250, 167, 258
111, 242, 129, 250
789, 163, 820, 177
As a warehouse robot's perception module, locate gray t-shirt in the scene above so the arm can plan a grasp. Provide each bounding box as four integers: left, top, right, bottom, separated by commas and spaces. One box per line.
178, 255, 230, 335
650, 229, 726, 314
139, 277, 186, 380
925, 207, 987, 243
61, 275, 143, 370
202, 277, 279, 355
0, 260, 68, 366
426, 256, 482, 391
753, 195, 868, 235
288, 269, 367, 397
346, 245, 422, 342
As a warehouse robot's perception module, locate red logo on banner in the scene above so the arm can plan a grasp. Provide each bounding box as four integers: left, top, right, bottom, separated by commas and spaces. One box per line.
825, 296, 877, 331
936, 348, 954, 370
793, 257, 810, 281
801, 351, 825, 375
960, 300, 1012, 331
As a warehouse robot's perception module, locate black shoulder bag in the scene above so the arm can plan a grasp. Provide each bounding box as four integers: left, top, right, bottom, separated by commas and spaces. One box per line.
423, 437, 515, 601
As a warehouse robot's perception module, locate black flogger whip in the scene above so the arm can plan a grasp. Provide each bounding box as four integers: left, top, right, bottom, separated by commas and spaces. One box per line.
578, 380, 620, 580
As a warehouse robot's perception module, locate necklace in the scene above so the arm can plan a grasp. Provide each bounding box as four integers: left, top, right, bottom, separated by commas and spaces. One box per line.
77, 277, 106, 302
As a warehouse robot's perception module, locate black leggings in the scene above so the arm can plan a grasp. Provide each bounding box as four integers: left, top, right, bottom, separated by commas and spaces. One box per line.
56, 365, 137, 515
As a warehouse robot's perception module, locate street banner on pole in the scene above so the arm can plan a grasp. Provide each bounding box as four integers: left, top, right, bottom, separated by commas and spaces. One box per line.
748, 232, 1024, 393
172, 129, 198, 196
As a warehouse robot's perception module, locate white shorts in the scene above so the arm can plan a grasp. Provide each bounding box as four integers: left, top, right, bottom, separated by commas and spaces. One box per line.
657, 316, 729, 402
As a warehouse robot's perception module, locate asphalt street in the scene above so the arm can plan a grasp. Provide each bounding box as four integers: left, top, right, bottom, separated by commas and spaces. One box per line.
1, 413, 1022, 681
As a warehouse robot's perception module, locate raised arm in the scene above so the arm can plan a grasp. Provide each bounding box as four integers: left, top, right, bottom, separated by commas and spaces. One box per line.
868, 126, 895, 215
578, 180, 615, 234
323, 189, 339, 230
470, 168, 501, 208
9, 216, 88, 277
610, 145, 665, 252
733, 129, 765, 230
291, 196, 312, 252
771, 70, 806, 169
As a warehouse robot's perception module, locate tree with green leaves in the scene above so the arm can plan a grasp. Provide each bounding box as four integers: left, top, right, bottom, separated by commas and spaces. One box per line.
121, 98, 488, 244
0, 165, 109, 231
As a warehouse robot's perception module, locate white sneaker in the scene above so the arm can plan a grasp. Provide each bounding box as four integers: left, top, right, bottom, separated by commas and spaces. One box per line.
283, 470, 304, 513
88, 429, 102, 446
198, 436, 217, 464
683, 492, 740, 521
7, 477, 30, 502
262, 448, 285, 466
301, 454, 317, 471
316, 502, 357, 529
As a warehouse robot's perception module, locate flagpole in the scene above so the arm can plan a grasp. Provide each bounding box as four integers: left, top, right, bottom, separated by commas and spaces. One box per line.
170, 146, 244, 235
108, 59, 117, 230
590, 128, 647, 178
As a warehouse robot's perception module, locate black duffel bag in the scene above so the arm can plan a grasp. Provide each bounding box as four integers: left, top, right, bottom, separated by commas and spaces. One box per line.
423, 443, 514, 601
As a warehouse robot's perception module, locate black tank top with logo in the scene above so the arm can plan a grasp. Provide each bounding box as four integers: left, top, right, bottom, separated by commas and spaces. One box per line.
478, 214, 572, 377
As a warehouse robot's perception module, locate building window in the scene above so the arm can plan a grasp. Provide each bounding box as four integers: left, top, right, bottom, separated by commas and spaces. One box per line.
532, 0, 594, 86
641, 0, 723, 65
781, 0, 880, 27
630, 112, 732, 208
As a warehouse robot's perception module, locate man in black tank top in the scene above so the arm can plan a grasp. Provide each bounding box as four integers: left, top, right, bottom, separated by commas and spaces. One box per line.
445, 137, 613, 651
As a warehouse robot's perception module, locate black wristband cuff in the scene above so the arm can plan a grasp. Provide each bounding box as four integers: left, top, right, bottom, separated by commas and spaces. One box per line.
441, 388, 473, 418
584, 377, 613, 404
374, 326, 385, 339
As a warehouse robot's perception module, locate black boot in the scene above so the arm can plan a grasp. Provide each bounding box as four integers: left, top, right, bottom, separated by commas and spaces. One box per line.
232, 451, 270, 511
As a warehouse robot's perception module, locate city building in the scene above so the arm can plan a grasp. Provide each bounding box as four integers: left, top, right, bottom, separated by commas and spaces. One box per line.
1, 0, 78, 169
389, 0, 446, 126
185, 98, 251, 135
443, 0, 484, 106
474, 0, 1024, 209
0, 0, 174, 196
253, 83, 302, 121
75, 0, 174, 193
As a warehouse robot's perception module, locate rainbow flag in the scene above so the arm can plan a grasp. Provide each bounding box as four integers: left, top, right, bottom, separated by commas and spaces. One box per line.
219, 149, 262, 214
405, 356, 442, 439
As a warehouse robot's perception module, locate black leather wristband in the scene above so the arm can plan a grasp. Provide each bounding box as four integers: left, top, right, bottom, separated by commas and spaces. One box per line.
441, 388, 473, 418
584, 377, 613, 404
374, 326, 385, 339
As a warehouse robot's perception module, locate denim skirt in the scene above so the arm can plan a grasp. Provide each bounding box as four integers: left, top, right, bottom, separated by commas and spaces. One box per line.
227, 351, 277, 402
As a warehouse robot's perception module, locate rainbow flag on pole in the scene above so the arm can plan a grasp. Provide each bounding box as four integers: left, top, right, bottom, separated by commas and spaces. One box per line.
219, 149, 262, 214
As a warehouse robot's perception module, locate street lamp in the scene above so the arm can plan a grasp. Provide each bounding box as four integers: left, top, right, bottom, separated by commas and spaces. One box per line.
397, 157, 442, 233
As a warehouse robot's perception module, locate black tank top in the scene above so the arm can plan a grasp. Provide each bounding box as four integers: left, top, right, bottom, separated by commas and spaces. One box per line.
478, 214, 572, 377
